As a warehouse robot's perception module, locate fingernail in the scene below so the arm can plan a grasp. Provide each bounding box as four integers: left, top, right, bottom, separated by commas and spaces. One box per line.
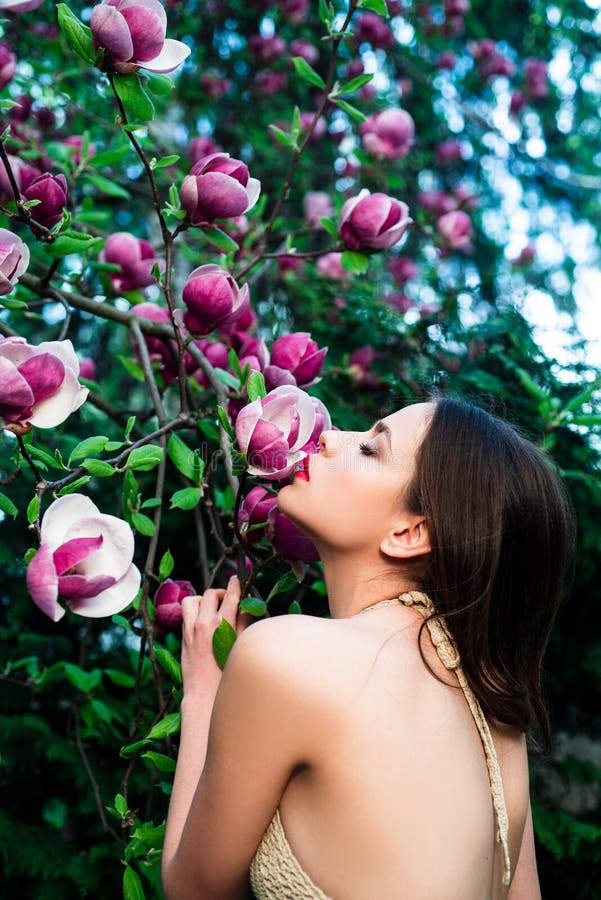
229, 574, 238, 582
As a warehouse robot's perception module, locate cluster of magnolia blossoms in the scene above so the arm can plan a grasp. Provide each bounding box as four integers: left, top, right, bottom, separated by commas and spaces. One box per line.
90, 0, 190, 74
26, 495, 141, 622
239, 486, 319, 563
339, 190, 412, 252
100, 231, 163, 294
0, 337, 88, 433
235, 385, 330, 479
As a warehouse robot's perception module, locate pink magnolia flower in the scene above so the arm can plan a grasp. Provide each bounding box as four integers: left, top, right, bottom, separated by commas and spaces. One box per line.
353, 12, 395, 49
154, 578, 197, 630
304, 191, 333, 229
235, 385, 317, 479
276, 0, 308, 21
238, 485, 278, 543
389, 256, 419, 284
200, 72, 231, 98
22, 173, 68, 228
78, 358, 97, 381
0, 0, 44, 10
180, 152, 260, 226
0, 337, 88, 432
524, 58, 548, 100
316, 252, 347, 279
182, 265, 249, 335
0, 228, 29, 294
100, 231, 162, 293
0, 43, 16, 89
26, 494, 140, 622
254, 69, 287, 95
360, 108, 415, 160
191, 338, 229, 387
437, 209, 474, 251
188, 135, 221, 164
130, 301, 192, 383
90, 0, 190, 74
436, 140, 465, 165
339, 189, 412, 252
289, 39, 318, 66
418, 190, 457, 217
264, 333, 327, 390
386, 292, 413, 314
268, 506, 319, 562
0, 154, 40, 196
509, 90, 527, 116
249, 33, 287, 64
64, 135, 97, 165
302, 395, 332, 453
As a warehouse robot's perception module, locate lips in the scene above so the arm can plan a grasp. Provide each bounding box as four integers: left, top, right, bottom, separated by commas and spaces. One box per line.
293, 453, 310, 481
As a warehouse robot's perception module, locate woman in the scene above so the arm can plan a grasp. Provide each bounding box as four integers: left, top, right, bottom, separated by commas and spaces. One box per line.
162, 398, 574, 900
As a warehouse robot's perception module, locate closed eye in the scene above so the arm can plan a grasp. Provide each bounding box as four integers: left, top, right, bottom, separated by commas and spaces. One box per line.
359, 442, 376, 456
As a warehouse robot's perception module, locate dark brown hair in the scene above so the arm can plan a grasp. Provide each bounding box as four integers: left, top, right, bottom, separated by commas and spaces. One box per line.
405, 398, 575, 754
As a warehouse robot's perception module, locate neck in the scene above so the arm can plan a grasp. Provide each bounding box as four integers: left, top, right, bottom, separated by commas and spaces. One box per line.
319, 549, 417, 618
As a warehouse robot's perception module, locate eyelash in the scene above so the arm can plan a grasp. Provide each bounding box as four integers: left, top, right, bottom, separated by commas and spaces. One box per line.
359, 442, 376, 457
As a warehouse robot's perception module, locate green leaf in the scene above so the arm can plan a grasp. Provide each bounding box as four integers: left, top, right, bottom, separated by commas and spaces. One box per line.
267, 571, 298, 602
340, 73, 374, 93
341, 251, 369, 274
214, 367, 241, 389
288, 600, 302, 614
113, 74, 156, 123
212, 618, 237, 669
141, 751, 177, 772
569, 414, 601, 427
0, 99, 22, 111
27, 445, 62, 469
121, 738, 151, 757
140, 497, 161, 509
152, 154, 180, 169
46, 230, 104, 258
26, 495, 39, 525
170, 487, 202, 510
123, 865, 146, 900
319, 217, 338, 237
125, 416, 137, 440
291, 105, 302, 140
105, 669, 136, 688
239, 597, 267, 617
332, 98, 367, 122
292, 56, 326, 89
198, 418, 220, 442
268, 125, 297, 149
217, 405, 234, 439
360, 0, 388, 14
131, 512, 155, 536
146, 711, 181, 740
69, 436, 109, 466
247, 370, 267, 401
131, 822, 165, 849
202, 226, 239, 253
158, 549, 174, 580
155, 647, 182, 686
562, 377, 601, 413
56, 476, 91, 496
57, 3, 95, 64
62, 662, 102, 693
81, 459, 115, 477
84, 172, 131, 200
0, 297, 28, 310
119, 355, 146, 382
145, 72, 175, 96
167, 433, 203, 481
0, 492, 18, 519
126, 445, 164, 471
88, 143, 131, 168
112, 614, 132, 631
114, 793, 128, 817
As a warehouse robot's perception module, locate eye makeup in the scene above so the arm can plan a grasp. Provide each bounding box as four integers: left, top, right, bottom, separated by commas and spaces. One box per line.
359, 442, 377, 456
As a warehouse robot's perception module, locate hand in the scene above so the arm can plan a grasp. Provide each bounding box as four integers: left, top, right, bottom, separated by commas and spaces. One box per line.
180, 575, 252, 699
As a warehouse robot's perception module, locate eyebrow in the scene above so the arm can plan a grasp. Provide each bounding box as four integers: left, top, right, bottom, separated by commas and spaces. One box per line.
372, 420, 392, 452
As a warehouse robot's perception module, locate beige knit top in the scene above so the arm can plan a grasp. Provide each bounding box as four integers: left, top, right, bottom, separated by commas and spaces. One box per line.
249, 591, 511, 899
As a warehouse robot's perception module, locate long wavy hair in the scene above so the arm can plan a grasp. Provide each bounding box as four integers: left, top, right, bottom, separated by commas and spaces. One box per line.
405, 398, 575, 754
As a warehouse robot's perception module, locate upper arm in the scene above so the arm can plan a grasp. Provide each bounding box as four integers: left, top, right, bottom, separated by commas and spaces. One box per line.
165, 619, 322, 899
508, 801, 541, 900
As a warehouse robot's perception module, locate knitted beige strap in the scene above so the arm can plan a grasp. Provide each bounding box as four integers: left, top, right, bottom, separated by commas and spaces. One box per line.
250, 809, 331, 899
399, 591, 512, 887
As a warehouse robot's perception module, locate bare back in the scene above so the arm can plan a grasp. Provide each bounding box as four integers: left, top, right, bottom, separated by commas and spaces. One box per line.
275, 607, 530, 900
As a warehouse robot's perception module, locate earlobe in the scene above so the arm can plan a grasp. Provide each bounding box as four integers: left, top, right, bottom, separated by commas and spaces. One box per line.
380, 517, 431, 560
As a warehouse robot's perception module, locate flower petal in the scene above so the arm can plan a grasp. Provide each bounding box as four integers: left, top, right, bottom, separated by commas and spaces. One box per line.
0, 356, 34, 422
26, 543, 64, 622
121, 6, 165, 62
61, 514, 135, 580
68, 563, 141, 618
39, 494, 101, 550
58, 573, 117, 599
17, 353, 65, 404
141, 38, 190, 74
90, 4, 134, 61
28, 367, 88, 428
53, 535, 104, 576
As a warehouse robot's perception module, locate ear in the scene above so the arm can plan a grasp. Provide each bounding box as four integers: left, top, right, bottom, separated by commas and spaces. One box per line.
380, 516, 431, 560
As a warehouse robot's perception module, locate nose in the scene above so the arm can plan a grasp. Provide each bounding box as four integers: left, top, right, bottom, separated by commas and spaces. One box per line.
318, 429, 335, 454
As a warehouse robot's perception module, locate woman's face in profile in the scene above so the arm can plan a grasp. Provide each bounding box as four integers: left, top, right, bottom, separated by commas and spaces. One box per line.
278, 402, 434, 554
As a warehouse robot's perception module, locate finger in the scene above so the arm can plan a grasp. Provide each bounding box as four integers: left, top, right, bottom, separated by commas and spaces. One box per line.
181, 594, 203, 634
236, 611, 254, 635
219, 575, 241, 623
197, 588, 225, 616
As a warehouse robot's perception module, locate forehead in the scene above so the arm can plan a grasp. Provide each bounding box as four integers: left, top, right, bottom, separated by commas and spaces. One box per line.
381, 402, 435, 450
